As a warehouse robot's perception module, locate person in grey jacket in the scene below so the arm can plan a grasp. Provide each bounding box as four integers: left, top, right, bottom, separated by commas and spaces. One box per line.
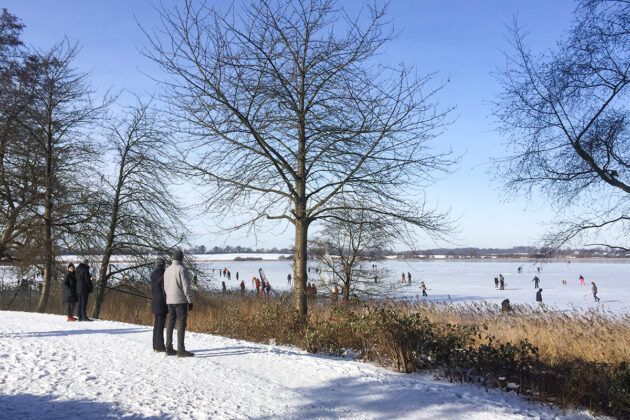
164, 250, 194, 357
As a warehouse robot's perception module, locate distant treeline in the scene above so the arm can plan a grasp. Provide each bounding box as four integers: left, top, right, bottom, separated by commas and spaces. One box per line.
55, 245, 629, 259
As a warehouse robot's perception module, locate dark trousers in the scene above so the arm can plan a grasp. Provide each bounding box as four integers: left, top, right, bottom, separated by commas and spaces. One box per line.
77, 294, 89, 320
153, 314, 167, 350
67, 302, 76, 318
594, 293, 600, 302
166, 304, 188, 352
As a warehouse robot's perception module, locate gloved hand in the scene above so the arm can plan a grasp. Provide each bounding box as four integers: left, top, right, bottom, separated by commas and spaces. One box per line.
188, 302, 193, 311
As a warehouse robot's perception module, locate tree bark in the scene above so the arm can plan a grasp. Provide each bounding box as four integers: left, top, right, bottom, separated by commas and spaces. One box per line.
36, 139, 53, 313
294, 216, 309, 316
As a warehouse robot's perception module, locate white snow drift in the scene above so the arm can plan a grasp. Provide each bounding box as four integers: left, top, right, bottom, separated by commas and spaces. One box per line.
0, 311, 600, 419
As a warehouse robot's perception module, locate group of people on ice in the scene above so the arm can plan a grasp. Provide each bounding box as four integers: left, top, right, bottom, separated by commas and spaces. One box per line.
495, 267, 601, 308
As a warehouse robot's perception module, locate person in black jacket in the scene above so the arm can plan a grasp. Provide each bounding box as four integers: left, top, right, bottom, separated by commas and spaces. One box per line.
75, 259, 93, 321
536, 288, 543, 304
63, 263, 78, 321
151, 258, 168, 352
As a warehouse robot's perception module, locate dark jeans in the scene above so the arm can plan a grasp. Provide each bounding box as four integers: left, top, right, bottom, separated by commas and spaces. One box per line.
166, 304, 188, 352
153, 314, 167, 350
67, 302, 76, 318
77, 294, 89, 320
594, 293, 600, 302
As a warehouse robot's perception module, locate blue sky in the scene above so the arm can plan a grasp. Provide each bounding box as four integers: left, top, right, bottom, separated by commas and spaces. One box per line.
5, 0, 577, 249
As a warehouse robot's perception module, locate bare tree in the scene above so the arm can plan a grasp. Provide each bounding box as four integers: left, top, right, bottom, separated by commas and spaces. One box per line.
0, 9, 39, 263
495, 0, 630, 252
23, 41, 110, 312
146, 0, 454, 314
310, 205, 426, 302
88, 99, 187, 318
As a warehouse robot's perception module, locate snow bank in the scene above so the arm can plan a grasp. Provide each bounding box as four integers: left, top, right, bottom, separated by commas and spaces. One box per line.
0, 311, 598, 419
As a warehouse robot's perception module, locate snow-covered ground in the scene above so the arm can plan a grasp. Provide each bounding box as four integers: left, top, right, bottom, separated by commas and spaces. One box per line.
0, 311, 599, 419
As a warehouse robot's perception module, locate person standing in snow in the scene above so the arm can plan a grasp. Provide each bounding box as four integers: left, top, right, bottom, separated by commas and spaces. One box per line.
536, 288, 543, 304
499, 276, 505, 290
63, 263, 78, 321
494, 277, 499, 289
150, 258, 168, 353
164, 250, 194, 357
579, 274, 585, 285
240, 280, 245, 295
222, 281, 227, 294
591, 282, 600, 302
75, 259, 93, 321
532, 275, 540, 289
401, 272, 406, 283
407, 272, 412, 284
287, 273, 292, 285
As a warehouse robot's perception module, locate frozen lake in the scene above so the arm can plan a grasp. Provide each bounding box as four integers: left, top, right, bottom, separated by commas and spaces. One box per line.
202, 259, 630, 313
2, 257, 629, 313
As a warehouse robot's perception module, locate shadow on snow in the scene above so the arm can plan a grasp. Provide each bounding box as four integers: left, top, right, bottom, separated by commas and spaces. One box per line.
0, 393, 162, 419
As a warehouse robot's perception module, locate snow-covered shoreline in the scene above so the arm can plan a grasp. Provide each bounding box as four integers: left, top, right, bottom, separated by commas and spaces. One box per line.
0, 311, 599, 419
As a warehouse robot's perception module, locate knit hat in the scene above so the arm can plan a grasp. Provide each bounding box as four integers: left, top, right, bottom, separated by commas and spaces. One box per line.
82, 258, 89, 265
172, 249, 184, 262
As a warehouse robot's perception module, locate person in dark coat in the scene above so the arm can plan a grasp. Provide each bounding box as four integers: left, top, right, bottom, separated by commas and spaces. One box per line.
63, 263, 78, 321
536, 288, 543, 304
75, 259, 93, 321
532, 275, 540, 289
151, 258, 168, 352
501, 298, 511, 313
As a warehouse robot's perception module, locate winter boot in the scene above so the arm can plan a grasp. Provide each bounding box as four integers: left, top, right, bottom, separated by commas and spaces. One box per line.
165, 347, 177, 356
67, 316, 77, 322
154, 348, 166, 353
177, 350, 194, 358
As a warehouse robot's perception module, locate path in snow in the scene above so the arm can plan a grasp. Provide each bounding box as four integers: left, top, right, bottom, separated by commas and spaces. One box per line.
0, 311, 599, 419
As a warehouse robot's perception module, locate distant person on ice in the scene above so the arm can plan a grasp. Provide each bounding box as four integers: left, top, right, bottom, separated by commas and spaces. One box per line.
75, 259, 93, 321
164, 250, 194, 357
150, 258, 168, 353
532, 275, 540, 289
494, 277, 499, 289
499, 276, 505, 290
407, 272, 412, 284
501, 298, 511, 313
287, 273, 292, 285
240, 280, 245, 295
536, 288, 543, 304
63, 263, 78, 321
591, 282, 600, 302
420, 281, 428, 296
579, 274, 585, 285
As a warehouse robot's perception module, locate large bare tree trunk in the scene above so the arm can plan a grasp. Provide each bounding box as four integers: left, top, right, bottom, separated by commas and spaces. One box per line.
294, 217, 309, 316
36, 153, 53, 313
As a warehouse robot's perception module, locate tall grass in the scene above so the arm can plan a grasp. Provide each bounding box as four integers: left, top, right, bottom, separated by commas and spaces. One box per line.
4, 283, 629, 417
